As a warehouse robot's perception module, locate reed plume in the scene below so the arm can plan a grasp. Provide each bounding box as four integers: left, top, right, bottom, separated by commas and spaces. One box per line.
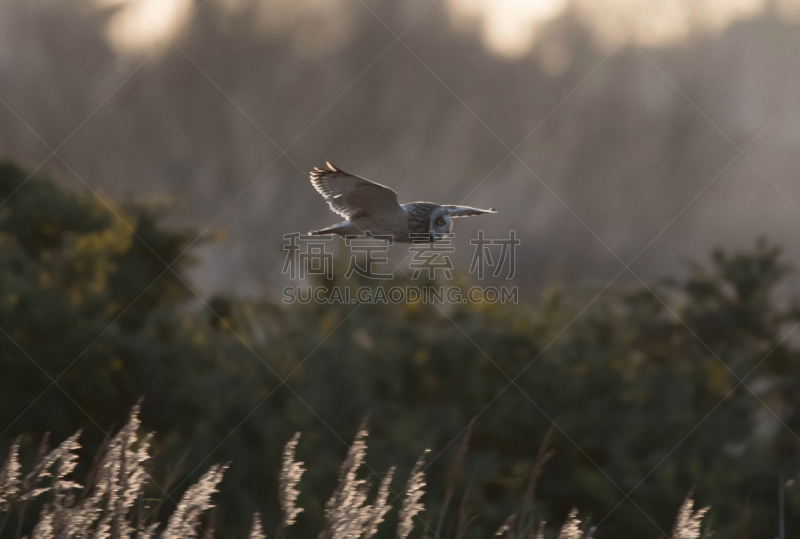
278, 433, 305, 538
397, 450, 429, 539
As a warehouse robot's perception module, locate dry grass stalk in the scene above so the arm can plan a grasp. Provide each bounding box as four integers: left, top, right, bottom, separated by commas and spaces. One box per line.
557, 509, 583, 539
397, 449, 429, 539
20, 431, 80, 503
453, 480, 477, 539
519, 426, 555, 538
0, 436, 21, 511
31, 431, 82, 539
249, 512, 266, 539
278, 432, 305, 537
363, 467, 395, 539
162, 463, 228, 539
24, 405, 159, 539
318, 424, 398, 539
319, 426, 371, 539
671, 495, 710, 539
494, 514, 516, 537
436, 422, 472, 537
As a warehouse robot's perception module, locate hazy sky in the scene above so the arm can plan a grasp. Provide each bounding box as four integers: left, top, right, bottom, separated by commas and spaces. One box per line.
98, 0, 800, 58
448, 0, 797, 55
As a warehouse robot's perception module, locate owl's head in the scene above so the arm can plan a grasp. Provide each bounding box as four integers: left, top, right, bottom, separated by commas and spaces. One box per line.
428, 207, 452, 240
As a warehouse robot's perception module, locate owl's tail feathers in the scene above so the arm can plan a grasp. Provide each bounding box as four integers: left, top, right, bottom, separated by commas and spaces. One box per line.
308, 221, 355, 237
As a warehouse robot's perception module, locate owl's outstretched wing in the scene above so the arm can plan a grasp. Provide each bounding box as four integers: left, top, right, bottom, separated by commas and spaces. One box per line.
442, 205, 497, 217
309, 162, 401, 220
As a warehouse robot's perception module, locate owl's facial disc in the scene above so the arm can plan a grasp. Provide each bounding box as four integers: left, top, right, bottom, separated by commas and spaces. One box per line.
429, 209, 452, 240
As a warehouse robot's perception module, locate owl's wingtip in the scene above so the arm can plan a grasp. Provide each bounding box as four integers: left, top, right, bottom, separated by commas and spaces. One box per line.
309, 162, 339, 179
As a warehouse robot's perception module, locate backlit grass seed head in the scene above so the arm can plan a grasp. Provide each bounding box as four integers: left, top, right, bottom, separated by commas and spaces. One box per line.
279, 432, 305, 529
557, 509, 583, 539
321, 427, 371, 539
0, 436, 21, 511
671, 495, 710, 539
163, 463, 228, 539
363, 467, 394, 539
250, 512, 266, 539
397, 449, 429, 539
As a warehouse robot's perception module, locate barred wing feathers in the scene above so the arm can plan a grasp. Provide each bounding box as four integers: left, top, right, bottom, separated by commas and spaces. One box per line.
310, 162, 401, 221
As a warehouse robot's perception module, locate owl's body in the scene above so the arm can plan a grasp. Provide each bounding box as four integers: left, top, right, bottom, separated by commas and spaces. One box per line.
308, 163, 496, 243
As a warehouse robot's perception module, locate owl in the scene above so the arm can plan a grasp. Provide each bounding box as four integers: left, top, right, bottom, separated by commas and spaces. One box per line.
308, 162, 496, 242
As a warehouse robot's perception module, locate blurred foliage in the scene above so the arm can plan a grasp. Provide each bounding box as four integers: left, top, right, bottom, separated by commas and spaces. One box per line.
1, 161, 800, 538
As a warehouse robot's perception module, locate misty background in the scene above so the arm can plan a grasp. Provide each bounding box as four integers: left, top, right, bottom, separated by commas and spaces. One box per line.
4, 0, 800, 297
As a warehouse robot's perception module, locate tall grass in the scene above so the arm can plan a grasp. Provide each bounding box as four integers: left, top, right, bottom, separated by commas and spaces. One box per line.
0, 408, 711, 538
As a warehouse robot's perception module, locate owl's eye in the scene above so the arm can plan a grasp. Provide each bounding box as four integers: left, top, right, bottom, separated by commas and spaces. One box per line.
436, 218, 446, 226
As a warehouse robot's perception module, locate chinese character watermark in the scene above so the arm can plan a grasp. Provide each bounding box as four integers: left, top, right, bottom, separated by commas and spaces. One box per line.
282, 230, 520, 293
469, 230, 519, 280
344, 233, 395, 280
282, 233, 334, 280
409, 233, 455, 280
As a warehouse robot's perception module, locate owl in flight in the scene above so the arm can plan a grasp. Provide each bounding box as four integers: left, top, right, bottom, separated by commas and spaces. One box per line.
308, 162, 496, 242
